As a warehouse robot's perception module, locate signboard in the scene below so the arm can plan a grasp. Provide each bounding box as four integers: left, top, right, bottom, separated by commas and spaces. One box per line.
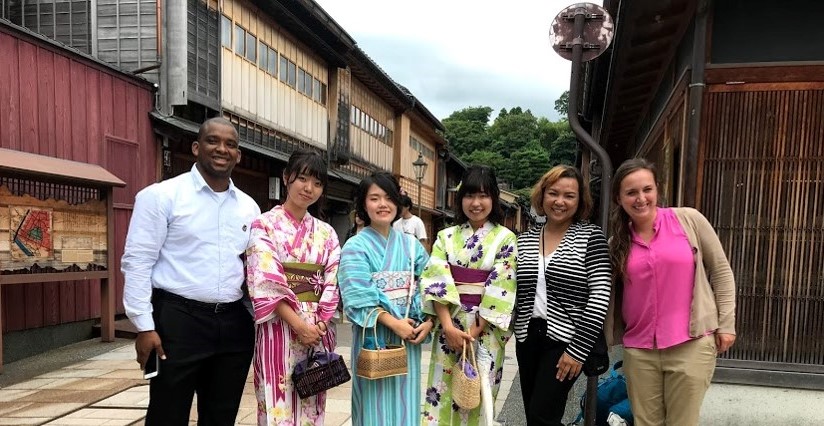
0, 185, 108, 273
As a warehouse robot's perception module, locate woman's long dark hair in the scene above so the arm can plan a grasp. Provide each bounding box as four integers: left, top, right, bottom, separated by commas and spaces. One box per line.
283, 148, 328, 218
454, 165, 503, 225
608, 158, 658, 283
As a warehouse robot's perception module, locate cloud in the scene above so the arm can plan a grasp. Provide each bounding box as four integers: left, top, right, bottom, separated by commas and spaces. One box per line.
354, 35, 568, 121
315, 0, 576, 121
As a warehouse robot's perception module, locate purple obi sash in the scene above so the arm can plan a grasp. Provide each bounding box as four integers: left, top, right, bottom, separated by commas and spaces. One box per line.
451, 264, 491, 308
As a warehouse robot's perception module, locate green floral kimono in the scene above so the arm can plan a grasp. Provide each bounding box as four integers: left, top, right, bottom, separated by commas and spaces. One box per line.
420, 221, 517, 425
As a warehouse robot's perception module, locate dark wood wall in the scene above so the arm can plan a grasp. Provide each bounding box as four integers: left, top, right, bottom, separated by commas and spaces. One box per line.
699, 82, 824, 367
0, 25, 157, 332
711, 0, 824, 64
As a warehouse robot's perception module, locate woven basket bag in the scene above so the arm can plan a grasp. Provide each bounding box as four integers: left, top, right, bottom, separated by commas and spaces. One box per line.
452, 340, 481, 410
292, 342, 351, 399
356, 308, 408, 379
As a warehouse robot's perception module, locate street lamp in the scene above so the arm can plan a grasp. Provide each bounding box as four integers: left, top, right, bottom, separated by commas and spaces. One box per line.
412, 151, 428, 217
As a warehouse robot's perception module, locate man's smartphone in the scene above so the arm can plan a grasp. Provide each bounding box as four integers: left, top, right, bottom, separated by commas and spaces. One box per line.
143, 349, 159, 380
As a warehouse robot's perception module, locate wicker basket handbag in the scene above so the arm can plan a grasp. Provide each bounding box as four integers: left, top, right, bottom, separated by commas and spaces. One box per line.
356, 307, 408, 379
452, 340, 481, 410
356, 235, 417, 380
292, 339, 351, 399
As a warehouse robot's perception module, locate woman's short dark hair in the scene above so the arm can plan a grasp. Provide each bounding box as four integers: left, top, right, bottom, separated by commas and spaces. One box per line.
354, 172, 403, 226
283, 148, 328, 188
455, 165, 504, 225
399, 194, 413, 209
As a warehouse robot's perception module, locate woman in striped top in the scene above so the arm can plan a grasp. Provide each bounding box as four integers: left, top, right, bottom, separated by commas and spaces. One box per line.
513, 165, 611, 425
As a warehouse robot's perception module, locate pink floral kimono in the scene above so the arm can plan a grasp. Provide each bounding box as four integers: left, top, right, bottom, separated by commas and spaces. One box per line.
246, 206, 341, 425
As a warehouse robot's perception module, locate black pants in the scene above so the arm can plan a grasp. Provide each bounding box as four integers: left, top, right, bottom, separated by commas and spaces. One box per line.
146, 290, 255, 426
516, 318, 579, 426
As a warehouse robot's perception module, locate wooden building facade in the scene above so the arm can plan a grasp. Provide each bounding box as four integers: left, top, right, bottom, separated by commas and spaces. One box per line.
220, 0, 330, 148
1, 0, 161, 83
0, 20, 157, 360
0, 0, 448, 355
585, 0, 824, 388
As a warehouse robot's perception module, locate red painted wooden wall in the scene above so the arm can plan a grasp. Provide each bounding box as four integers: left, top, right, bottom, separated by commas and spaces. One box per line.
0, 24, 158, 332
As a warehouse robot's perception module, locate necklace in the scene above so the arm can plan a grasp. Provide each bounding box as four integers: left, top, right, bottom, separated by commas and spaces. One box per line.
540, 225, 549, 275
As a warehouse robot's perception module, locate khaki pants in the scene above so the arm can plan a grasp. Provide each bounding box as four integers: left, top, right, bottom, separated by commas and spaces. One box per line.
623, 335, 717, 426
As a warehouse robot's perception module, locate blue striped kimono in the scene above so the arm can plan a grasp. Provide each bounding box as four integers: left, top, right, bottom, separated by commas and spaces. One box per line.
339, 227, 430, 426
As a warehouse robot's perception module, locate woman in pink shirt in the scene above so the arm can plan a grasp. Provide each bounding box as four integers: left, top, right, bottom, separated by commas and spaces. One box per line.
606, 158, 737, 426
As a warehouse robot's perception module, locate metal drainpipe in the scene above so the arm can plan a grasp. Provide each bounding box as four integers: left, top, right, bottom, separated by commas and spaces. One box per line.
567, 10, 613, 232
684, 0, 709, 207
567, 9, 614, 426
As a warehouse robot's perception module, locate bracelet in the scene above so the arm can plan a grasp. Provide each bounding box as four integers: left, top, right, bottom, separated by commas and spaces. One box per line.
316, 320, 328, 334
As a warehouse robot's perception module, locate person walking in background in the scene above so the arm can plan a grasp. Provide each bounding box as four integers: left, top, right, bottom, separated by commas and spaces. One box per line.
245, 149, 341, 425
346, 209, 365, 241
420, 165, 517, 426
122, 117, 260, 425
513, 165, 611, 426
394, 194, 429, 250
605, 158, 736, 426
338, 172, 432, 426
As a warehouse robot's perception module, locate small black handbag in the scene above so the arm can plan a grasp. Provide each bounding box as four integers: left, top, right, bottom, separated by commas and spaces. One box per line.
582, 330, 610, 377
292, 342, 351, 399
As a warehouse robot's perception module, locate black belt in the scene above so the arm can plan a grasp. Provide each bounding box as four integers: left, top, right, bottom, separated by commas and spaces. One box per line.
153, 288, 244, 313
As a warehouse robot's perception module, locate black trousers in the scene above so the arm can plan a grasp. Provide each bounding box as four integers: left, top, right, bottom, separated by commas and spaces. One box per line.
516, 318, 580, 426
146, 290, 255, 426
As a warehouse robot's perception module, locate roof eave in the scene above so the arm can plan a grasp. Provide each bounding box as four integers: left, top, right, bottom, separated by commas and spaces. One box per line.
594, 0, 696, 159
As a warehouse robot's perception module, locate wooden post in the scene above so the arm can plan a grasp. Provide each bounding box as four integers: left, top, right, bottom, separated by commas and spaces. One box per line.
683, 0, 708, 207
0, 285, 4, 373
101, 186, 116, 342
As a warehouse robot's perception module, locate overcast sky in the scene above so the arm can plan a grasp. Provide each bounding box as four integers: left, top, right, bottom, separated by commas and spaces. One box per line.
314, 0, 576, 122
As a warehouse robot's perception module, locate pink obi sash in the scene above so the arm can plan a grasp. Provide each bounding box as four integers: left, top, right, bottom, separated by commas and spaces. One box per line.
451, 264, 490, 308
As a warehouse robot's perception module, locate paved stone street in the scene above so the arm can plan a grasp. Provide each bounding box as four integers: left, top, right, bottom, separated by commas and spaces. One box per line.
3, 331, 824, 425
0, 328, 519, 425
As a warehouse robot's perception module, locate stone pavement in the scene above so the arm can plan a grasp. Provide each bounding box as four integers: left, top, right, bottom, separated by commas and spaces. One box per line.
0, 337, 519, 425
4, 336, 824, 425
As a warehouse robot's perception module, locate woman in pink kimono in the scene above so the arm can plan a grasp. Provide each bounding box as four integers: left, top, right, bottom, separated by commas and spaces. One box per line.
246, 149, 341, 425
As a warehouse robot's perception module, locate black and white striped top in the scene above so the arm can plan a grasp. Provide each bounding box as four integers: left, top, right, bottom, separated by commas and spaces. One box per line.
514, 222, 612, 363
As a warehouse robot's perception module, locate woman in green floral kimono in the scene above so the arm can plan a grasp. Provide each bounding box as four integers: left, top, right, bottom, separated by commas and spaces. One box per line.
421, 165, 517, 426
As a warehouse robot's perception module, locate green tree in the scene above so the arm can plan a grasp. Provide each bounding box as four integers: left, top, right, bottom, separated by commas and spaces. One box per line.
442, 92, 576, 209
463, 150, 508, 173
488, 107, 540, 158
555, 90, 569, 116
506, 141, 550, 189
547, 122, 578, 167
512, 187, 534, 210
442, 106, 493, 158
537, 117, 561, 151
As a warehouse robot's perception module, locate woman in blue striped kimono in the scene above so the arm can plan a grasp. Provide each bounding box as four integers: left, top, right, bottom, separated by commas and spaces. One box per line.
338, 172, 433, 426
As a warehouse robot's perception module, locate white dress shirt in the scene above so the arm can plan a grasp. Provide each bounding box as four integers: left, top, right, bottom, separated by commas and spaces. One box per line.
122, 164, 261, 331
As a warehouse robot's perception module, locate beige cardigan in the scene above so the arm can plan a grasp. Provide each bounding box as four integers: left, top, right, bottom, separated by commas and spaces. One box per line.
605, 207, 736, 346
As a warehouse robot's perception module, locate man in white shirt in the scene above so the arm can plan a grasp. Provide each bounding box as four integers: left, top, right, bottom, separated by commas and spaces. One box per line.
122, 117, 260, 425
392, 194, 428, 250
